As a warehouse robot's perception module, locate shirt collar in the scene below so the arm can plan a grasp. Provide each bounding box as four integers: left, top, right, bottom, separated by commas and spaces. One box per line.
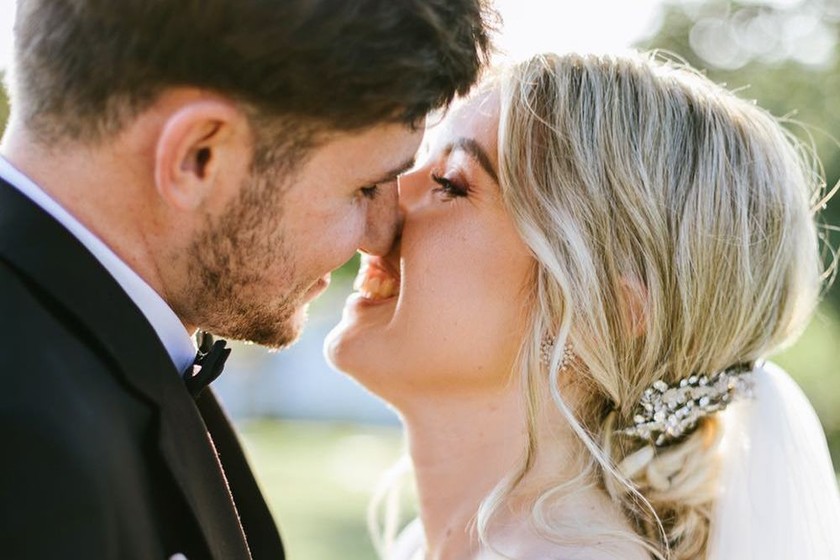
0, 155, 197, 375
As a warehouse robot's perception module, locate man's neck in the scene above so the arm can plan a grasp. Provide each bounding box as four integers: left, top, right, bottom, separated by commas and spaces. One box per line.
0, 121, 195, 338
3, 121, 162, 292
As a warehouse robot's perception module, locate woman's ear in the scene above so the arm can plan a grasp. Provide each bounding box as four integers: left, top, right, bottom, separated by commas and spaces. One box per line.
154, 98, 246, 211
620, 276, 648, 338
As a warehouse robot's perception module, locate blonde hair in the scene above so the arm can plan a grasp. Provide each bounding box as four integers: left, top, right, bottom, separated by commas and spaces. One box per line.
370, 52, 830, 559
493, 52, 827, 558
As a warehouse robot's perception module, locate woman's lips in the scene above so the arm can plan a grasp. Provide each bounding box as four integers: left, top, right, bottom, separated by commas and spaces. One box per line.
353, 255, 400, 302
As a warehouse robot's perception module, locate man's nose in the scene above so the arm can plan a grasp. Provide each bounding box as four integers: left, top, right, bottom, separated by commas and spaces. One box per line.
396, 168, 423, 216
358, 182, 400, 256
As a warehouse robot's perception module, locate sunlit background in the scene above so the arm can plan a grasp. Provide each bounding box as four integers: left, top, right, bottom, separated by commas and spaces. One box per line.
1, 1, 839, 558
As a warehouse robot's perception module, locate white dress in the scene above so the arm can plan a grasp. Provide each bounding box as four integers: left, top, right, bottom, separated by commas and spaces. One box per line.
388, 518, 424, 560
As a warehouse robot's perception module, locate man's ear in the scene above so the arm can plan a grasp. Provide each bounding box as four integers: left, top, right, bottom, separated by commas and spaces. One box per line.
154, 98, 246, 211
620, 276, 648, 338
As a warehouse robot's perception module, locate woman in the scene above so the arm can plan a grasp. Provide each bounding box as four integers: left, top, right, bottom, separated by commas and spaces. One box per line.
325, 52, 840, 559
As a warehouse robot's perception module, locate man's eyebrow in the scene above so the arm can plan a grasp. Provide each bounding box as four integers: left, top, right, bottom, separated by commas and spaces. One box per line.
445, 138, 498, 183
365, 156, 416, 186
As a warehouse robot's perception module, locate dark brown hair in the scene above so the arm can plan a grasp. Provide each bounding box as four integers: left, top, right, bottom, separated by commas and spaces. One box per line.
12, 0, 496, 145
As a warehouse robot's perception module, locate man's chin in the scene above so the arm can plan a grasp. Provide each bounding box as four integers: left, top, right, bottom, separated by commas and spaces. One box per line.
262, 322, 306, 352
255, 303, 310, 351
212, 303, 309, 351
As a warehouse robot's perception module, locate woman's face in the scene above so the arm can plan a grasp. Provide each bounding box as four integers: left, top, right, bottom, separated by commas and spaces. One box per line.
325, 89, 534, 403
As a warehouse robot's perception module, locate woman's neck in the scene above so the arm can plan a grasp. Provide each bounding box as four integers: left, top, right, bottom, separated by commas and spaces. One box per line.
401, 389, 526, 559
399, 378, 590, 559
397, 377, 640, 560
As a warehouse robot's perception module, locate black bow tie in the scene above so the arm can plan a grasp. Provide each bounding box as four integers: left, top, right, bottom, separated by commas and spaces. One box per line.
184, 331, 231, 399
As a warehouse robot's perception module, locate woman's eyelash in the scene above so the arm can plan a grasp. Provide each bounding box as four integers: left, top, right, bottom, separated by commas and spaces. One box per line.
360, 185, 380, 200
431, 173, 468, 198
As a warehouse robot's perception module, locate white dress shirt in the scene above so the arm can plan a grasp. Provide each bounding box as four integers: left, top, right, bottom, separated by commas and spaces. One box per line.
0, 155, 196, 375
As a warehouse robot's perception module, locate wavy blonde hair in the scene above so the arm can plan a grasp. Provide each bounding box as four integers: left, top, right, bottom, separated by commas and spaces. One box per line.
493, 52, 828, 559
371, 52, 830, 559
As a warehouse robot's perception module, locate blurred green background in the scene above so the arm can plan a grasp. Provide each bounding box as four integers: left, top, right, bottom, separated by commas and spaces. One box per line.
1, 1, 839, 559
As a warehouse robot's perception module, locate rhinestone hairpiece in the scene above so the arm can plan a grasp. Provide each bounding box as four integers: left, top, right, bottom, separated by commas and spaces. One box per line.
540, 336, 573, 370
620, 365, 754, 446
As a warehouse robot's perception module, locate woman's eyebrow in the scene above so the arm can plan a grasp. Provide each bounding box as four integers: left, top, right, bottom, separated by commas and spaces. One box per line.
444, 137, 499, 183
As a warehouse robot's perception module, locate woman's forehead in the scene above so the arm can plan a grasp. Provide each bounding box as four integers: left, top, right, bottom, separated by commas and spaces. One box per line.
424, 88, 500, 159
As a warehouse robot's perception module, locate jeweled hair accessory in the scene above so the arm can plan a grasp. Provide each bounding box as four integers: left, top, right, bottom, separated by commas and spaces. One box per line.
621, 364, 754, 446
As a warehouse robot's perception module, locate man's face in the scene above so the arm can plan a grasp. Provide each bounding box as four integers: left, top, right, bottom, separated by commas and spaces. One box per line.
182, 122, 423, 349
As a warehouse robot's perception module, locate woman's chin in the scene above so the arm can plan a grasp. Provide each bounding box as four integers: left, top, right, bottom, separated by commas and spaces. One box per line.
324, 307, 387, 381
322, 320, 354, 372
325, 289, 394, 356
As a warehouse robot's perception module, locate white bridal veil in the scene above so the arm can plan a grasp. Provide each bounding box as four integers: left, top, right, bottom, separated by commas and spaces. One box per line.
708, 361, 840, 559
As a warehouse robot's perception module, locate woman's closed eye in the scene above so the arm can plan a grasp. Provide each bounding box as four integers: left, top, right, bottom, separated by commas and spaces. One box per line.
431, 173, 469, 199
359, 184, 381, 200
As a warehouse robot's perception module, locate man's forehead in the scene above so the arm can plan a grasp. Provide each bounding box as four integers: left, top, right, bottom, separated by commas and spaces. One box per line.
345, 122, 423, 183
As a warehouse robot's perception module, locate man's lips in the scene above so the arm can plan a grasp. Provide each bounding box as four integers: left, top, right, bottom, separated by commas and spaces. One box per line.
353, 255, 400, 301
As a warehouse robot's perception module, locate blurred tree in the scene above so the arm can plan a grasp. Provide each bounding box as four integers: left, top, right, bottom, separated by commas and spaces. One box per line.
0, 71, 8, 135
638, 0, 840, 305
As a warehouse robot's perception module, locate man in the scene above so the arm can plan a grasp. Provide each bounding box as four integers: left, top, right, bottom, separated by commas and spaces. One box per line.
0, 1, 493, 558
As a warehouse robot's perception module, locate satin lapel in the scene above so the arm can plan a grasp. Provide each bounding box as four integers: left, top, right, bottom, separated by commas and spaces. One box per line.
197, 390, 285, 560
0, 179, 251, 559
158, 384, 254, 559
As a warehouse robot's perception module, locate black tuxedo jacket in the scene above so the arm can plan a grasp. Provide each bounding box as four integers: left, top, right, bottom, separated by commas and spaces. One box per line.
0, 178, 284, 559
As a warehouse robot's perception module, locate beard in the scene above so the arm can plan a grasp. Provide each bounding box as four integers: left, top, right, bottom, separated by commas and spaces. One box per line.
174, 170, 311, 350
